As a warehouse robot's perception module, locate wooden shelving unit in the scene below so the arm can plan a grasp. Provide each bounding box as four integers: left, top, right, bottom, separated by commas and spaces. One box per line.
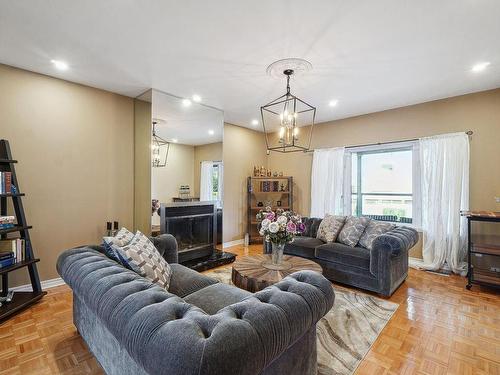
461, 211, 500, 291
247, 176, 293, 244
0, 140, 45, 321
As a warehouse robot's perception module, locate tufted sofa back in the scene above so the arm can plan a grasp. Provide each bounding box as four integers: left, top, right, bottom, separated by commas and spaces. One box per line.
57, 247, 334, 375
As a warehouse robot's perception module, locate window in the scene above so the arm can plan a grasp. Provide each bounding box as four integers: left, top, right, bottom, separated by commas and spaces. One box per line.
211, 162, 222, 204
349, 146, 416, 224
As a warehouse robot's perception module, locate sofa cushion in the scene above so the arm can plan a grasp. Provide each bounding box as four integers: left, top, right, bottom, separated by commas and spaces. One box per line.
301, 217, 323, 238
315, 243, 371, 270
112, 231, 173, 290
337, 216, 370, 247
103, 227, 135, 263
168, 263, 219, 298
284, 237, 324, 258
184, 282, 252, 314
316, 214, 346, 243
358, 220, 396, 250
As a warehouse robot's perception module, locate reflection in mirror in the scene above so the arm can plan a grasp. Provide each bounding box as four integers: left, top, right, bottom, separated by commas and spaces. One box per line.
150, 90, 233, 269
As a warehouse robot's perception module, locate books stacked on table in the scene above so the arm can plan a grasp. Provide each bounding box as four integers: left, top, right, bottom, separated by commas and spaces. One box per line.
0, 172, 12, 194
0, 216, 15, 229
0, 239, 25, 267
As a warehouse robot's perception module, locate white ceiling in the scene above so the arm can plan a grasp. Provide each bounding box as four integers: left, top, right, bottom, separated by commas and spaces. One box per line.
152, 90, 223, 146
1, 1, 499, 131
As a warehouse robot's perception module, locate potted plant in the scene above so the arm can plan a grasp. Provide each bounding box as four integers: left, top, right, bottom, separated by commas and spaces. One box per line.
256, 207, 305, 264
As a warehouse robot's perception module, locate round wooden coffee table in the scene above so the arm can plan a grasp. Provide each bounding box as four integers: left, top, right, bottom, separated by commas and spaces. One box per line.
231, 254, 322, 292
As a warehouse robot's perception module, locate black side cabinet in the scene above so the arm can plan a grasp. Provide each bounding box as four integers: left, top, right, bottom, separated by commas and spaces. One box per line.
461, 211, 500, 290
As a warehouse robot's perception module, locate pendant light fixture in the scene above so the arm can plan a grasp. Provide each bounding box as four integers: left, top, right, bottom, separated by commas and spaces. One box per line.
152, 120, 170, 167
260, 59, 316, 153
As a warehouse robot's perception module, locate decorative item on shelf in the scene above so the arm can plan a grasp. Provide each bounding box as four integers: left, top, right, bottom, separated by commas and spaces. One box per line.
179, 185, 191, 199
280, 183, 286, 192
279, 171, 283, 177
273, 171, 278, 177
151, 119, 170, 168
260, 166, 266, 177
264, 200, 273, 208
257, 201, 263, 207
276, 200, 282, 207
272, 181, 279, 192
105, 222, 112, 236
256, 208, 305, 265
260, 59, 316, 153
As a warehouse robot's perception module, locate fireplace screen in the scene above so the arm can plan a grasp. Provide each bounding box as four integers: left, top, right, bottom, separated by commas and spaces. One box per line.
166, 214, 213, 251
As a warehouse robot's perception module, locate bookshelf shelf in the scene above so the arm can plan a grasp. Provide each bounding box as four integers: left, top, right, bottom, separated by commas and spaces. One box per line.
247, 176, 293, 244
0, 225, 32, 235
0, 258, 40, 275
0, 139, 44, 322
0, 193, 25, 198
0, 291, 46, 321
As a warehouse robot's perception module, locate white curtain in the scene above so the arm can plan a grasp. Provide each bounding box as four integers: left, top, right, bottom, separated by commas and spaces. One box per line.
417, 132, 469, 274
200, 161, 213, 202
216, 162, 223, 208
310, 147, 345, 218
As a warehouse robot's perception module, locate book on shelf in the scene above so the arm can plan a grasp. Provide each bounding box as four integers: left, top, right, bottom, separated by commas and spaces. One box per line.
0, 171, 12, 194
0, 215, 16, 229
0, 238, 25, 264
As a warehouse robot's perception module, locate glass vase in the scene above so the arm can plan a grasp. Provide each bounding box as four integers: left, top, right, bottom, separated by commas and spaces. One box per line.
271, 242, 285, 265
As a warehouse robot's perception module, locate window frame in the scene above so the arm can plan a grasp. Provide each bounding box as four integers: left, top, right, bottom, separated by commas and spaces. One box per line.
344, 141, 421, 227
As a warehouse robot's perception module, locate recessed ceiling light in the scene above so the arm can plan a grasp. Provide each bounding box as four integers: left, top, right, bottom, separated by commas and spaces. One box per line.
471, 62, 490, 72
51, 59, 68, 70
172, 138, 178, 143
208, 129, 215, 135
328, 100, 338, 107
182, 99, 192, 107
251, 119, 259, 126
192, 94, 201, 102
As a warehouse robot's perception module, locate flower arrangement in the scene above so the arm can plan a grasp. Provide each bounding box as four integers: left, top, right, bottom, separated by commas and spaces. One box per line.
256, 207, 305, 245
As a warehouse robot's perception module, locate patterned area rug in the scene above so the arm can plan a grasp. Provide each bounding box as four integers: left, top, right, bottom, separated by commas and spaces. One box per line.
204, 268, 399, 375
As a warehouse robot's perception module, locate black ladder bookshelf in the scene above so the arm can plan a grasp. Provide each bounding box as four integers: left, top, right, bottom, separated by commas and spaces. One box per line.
0, 139, 45, 321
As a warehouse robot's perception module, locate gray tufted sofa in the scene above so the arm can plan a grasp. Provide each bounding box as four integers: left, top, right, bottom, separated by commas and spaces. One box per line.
265, 218, 418, 296
57, 234, 335, 375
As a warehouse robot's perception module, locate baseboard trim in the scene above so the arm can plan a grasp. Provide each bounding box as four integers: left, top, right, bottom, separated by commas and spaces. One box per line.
11, 277, 66, 292
222, 239, 244, 249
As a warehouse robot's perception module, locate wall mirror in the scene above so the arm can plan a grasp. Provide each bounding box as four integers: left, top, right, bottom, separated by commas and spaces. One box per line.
150, 90, 227, 267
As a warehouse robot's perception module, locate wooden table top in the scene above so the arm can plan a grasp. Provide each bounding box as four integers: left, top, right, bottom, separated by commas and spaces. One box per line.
461, 210, 500, 219
231, 254, 322, 292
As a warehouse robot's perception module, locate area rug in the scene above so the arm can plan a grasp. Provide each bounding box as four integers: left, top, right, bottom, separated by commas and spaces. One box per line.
204, 268, 399, 375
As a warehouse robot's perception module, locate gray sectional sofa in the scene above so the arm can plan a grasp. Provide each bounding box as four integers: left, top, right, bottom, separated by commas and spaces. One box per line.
265, 218, 418, 296
57, 234, 335, 375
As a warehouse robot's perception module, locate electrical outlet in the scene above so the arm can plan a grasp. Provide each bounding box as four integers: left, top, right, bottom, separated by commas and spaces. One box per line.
496, 197, 500, 203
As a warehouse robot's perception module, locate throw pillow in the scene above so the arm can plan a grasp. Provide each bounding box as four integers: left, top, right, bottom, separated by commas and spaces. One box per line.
112, 231, 172, 289
103, 227, 135, 263
337, 216, 370, 247
316, 215, 346, 243
358, 220, 396, 250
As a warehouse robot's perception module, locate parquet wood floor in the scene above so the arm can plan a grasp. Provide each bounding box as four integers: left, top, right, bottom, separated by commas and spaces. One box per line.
0, 244, 498, 374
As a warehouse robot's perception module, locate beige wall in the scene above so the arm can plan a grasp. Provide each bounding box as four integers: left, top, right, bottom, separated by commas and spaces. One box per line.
0, 64, 134, 285
222, 123, 268, 242
193, 142, 223, 197
151, 143, 195, 225
134, 99, 152, 234
268, 89, 500, 218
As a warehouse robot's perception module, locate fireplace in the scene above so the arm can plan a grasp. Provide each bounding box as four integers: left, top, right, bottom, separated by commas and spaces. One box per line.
160, 202, 216, 263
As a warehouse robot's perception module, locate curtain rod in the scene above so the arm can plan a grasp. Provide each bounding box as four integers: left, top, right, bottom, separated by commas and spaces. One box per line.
304, 130, 473, 153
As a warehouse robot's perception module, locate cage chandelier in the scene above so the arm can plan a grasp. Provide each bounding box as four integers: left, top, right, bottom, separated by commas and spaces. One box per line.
260, 67, 316, 153
151, 120, 170, 167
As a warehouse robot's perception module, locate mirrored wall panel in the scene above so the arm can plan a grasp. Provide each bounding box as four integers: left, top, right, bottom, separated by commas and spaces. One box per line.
150, 90, 227, 266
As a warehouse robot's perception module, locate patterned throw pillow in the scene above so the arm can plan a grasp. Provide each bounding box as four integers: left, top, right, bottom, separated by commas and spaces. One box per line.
316, 215, 346, 243
103, 227, 135, 262
337, 216, 370, 247
111, 231, 172, 290
358, 220, 396, 250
